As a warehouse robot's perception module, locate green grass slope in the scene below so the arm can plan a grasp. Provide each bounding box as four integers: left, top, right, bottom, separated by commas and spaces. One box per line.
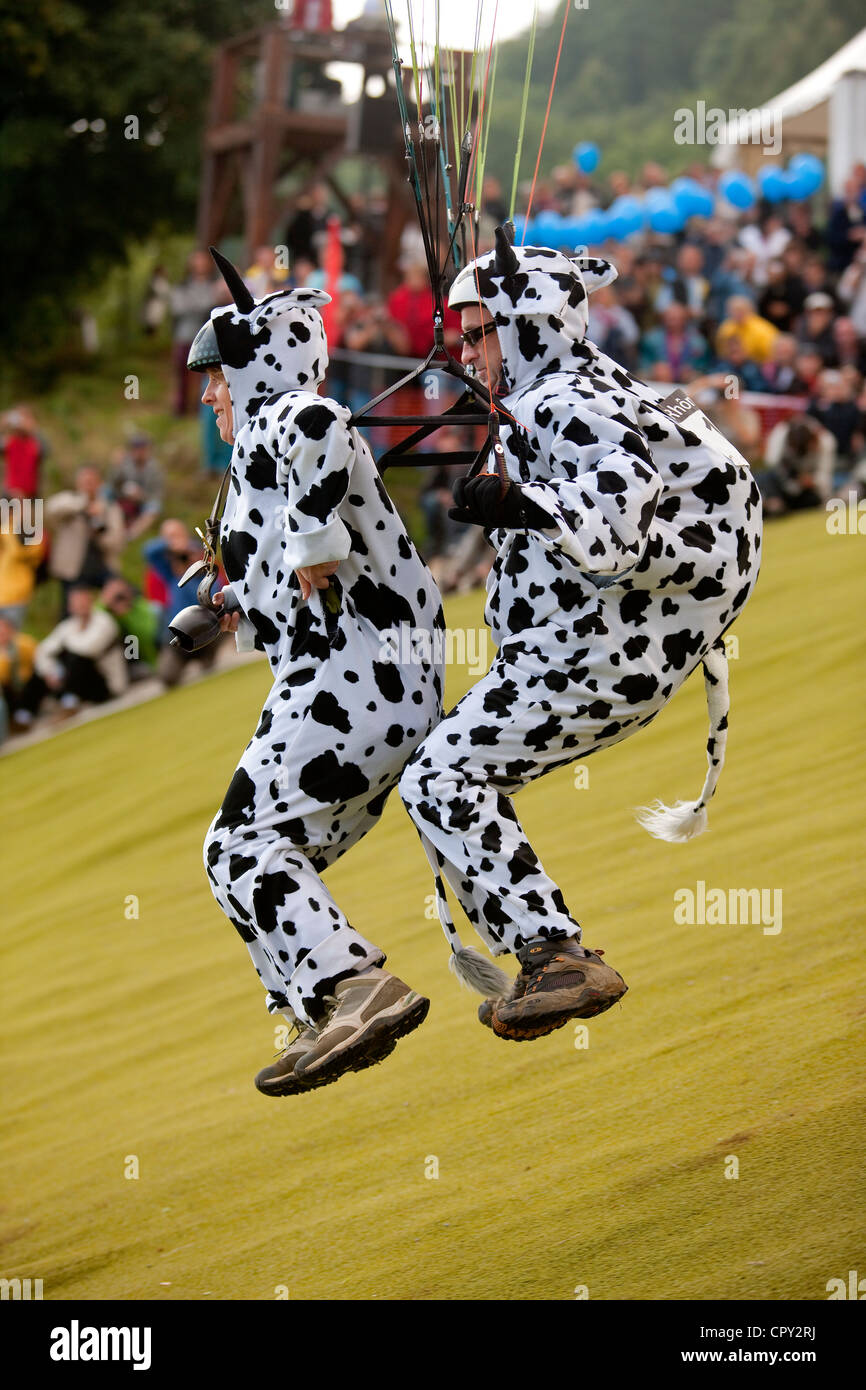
2, 509, 864, 1301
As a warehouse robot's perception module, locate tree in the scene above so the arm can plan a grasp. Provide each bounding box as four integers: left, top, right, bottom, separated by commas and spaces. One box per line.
0, 0, 270, 375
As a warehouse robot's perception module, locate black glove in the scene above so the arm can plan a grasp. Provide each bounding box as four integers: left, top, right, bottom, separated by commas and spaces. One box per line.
448, 473, 552, 530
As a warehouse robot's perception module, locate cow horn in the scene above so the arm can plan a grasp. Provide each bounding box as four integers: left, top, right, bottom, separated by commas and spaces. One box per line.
209, 246, 255, 314
494, 222, 519, 277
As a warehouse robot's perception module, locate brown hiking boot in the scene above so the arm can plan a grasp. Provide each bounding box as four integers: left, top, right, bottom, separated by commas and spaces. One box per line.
477, 967, 530, 1029
254, 1013, 330, 1097
293, 967, 429, 1084
490, 938, 627, 1041
478, 939, 583, 1030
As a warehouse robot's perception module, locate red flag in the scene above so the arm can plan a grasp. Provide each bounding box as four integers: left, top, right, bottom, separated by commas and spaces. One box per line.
291, 0, 332, 32
320, 214, 343, 348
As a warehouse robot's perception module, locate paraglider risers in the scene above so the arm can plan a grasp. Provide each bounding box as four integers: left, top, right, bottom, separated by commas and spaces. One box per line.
349, 339, 507, 476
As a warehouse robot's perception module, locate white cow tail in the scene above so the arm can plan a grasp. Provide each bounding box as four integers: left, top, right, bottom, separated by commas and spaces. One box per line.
635, 638, 729, 843
417, 831, 512, 997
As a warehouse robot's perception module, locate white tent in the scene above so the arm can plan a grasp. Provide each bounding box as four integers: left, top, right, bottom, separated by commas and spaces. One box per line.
712, 25, 866, 194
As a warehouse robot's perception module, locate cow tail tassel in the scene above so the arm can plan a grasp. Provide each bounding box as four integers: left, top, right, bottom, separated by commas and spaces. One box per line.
635, 639, 729, 843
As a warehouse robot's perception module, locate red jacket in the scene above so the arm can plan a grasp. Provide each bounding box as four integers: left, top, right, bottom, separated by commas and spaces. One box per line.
4, 434, 41, 495
387, 285, 461, 358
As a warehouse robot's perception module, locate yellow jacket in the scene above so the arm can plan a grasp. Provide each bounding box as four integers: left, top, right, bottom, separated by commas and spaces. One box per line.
0, 631, 37, 687
0, 524, 44, 606
715, 313, 779, 366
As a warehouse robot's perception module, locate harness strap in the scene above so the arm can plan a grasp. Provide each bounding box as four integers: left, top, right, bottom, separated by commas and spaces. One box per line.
199, 462, 232, 569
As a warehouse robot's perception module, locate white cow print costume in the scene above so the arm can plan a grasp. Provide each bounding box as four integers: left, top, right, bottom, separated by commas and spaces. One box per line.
201, 285, 444, 1026
399, 241, 762, 976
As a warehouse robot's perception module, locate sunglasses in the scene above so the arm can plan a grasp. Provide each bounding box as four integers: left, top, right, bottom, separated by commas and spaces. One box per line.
460, 319, 499, 349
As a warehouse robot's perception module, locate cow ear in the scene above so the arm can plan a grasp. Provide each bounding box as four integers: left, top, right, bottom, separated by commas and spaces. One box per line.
209, 246, 255, 314
571, 255, 618, 293
287, 287, 332, 309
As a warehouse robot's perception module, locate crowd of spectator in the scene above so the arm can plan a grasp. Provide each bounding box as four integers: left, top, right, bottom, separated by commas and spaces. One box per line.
250, 167, 866, 560
0, 411, 228, 745
517, 158, 866, 520
3, 159, 865, 744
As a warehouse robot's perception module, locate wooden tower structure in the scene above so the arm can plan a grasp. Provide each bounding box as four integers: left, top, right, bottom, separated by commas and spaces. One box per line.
197, 12, 453, 288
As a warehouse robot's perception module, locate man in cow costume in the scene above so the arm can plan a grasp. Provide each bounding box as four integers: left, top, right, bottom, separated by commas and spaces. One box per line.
399, 229, 763, 1042
190, 249, 445, 1095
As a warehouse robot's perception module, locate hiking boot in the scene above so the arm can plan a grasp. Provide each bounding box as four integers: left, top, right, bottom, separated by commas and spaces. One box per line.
477, 967, 530, 1029
478, 939, 581, 1031
491, 939, 627, 1041
293, 967, 429, 1084
254, 1013, 326, 1097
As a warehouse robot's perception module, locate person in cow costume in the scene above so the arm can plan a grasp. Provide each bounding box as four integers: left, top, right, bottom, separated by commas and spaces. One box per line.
189, 249, 445, 1095
399, 228, 763, 1042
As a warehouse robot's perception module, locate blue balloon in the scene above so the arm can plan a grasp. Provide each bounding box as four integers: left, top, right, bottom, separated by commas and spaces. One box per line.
719, 170, 755, 210
529, 212, 583, 250
789, 152, 824, 179
647, 195, 683, 234
527, 211, 559, 246
782, 169, 813, 202
554, 220, 581, 249
573, 141, 600, 174
596, 198, 641, 242
786, 153, 824, 198
692, 186, 715, 218
639, 190, 681, 233
611, 195, 644, 238
758, 166, 787, 203
670, 177, 715, 220
581, 208, 609, 244
670, 177, 697, 217
643, 187, 671, 213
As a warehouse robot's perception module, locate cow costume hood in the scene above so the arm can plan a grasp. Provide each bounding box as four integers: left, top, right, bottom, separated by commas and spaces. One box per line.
447, 232, 618, 396
206, 247, 332, 438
